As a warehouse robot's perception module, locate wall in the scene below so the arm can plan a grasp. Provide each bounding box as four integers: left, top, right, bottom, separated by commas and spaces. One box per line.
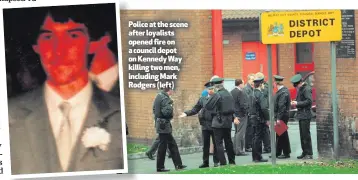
120, 10, 213, 145
223, 28, 242, 79
222, 25, 295, 86
314, 11, 358, 158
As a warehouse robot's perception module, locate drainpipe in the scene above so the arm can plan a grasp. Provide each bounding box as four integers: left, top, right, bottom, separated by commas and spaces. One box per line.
211, 10, 224, 77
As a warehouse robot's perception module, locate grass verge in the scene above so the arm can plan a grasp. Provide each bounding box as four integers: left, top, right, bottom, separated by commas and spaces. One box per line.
127, 143, 149, 154
170, 160, 358, 174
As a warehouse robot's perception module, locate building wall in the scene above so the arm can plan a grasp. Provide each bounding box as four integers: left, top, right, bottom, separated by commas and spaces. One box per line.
223, 28, 242, 79
314, 10, 358, 158
222, 26, 295, 87
277, 44, 295, 87
121, 10, 213, 145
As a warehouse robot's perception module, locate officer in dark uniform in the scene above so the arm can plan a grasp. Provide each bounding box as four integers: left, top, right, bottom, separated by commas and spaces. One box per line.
255, 72, 271, 153
273, 75, 291, 159
153, 87, 187, 172
179, 81, 219, 168
250, 76, 269, 162
290, 74, 313, 159
204, 78, 236, 166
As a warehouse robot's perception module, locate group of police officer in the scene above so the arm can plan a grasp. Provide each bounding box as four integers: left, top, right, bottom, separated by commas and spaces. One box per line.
150, 72, 313, 172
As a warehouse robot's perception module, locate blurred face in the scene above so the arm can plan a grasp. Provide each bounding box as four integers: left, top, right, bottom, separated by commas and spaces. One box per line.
167, 89, 174, 96
207, 87, 215, 95
32, 15, 92, 85
239, 80, 245, 89
248, 76, 255, 87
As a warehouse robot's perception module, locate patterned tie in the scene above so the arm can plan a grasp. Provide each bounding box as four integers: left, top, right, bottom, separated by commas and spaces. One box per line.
58, 102, 72, 171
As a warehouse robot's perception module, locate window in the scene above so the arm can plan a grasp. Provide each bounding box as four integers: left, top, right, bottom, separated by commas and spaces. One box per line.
296, 43, 313, 64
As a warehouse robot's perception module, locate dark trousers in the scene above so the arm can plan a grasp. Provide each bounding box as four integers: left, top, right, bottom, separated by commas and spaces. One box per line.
233, 115, 248, 154
263, 125, 271, 151
252, 122, 266, 160
245, 116, 254, 149
147, 135, 171, 156
213, 128, 235, 165
276, 120, 291, 156
298, 119, 313, 155
202, 130, 219, 165
156, 133, 182, 169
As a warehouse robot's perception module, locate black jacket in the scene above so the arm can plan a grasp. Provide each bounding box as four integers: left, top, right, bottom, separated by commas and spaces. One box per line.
243, 83, 253, 97
295, 83, 312, 120
205, 87, 235, 129
184, 95, 215, 130
153, 91, 174, 133
249, 88, 269, 123
274, 86, 291, 122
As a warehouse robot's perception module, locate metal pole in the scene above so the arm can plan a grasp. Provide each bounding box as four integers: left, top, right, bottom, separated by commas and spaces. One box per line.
267, 44, 276, 165
330, 41, 339, 160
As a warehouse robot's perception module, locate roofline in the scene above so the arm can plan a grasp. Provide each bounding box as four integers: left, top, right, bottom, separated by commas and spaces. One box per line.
222, 17, 259, 22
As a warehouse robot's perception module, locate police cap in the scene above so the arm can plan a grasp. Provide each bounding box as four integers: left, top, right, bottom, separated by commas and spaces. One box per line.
253, 76, 264, 83
204, 81, 214, 88
290, 74, 302, 84
274, 75, 284, 82
210, 77, 224, 84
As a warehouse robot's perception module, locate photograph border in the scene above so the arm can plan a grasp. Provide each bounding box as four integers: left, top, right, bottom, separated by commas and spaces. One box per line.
0, 0, 128, 178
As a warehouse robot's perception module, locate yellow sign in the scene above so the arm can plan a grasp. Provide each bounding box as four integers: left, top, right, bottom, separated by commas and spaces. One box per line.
260, 10, 342, 44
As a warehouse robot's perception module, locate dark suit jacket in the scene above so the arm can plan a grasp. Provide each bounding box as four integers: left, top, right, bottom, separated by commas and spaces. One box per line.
8, 83, 124, 175
230, 88, 248, 118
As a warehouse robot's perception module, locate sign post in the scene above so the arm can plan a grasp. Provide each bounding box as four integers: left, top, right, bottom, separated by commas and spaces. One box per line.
331, 41, 339, 159
260, 10, 342, 165
267, 44, 276, 165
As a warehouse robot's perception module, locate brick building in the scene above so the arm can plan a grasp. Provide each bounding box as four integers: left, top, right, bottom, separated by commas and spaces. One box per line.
121, 10, 358, 158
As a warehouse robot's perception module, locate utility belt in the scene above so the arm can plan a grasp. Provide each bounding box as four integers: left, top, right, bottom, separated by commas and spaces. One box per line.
248, 114, 265, 123
297, 108, 310, 112
219, 111, 234, 116
156, 118, 170, 130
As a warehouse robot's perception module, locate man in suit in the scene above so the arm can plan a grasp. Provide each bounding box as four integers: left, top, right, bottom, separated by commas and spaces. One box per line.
153, 87, 186, 172
243, 73, 255, 152
7, 4, 124, 174
231, 79, 249, 156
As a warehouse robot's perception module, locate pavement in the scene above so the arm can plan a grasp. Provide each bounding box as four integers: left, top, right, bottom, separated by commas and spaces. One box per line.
128, 121, 318, 174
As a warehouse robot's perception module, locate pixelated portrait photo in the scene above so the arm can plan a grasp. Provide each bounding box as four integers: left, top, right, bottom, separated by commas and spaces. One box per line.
3, 2, 127, 176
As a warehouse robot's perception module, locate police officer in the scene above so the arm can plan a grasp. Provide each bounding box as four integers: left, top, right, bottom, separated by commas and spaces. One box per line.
290, 74, 313, 159
179, 82, 219, 168
153, 87, 187, 172
273, 75, 291, 159
250, 76, 269, 162
204, 78, 236, 166
255, 72, 271, 153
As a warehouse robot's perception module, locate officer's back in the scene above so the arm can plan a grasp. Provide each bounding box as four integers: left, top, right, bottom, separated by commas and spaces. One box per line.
249, 86, 269, 123
205, 83, 235, 129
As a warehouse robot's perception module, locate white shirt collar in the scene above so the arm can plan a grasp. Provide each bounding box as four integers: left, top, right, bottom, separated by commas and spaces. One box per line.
44, 81, 93, 112
277, 85, 284, 91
